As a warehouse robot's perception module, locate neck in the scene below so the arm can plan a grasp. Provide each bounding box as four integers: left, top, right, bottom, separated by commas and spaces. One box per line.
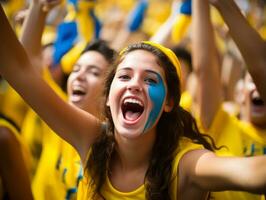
113, 129, 156, 171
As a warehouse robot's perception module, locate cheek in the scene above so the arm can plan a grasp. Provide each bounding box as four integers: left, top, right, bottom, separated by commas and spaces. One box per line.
143, 77, 166, 132
66, 75, 74, 95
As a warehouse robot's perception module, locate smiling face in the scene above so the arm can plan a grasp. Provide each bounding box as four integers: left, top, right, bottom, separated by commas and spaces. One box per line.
106, 50, 172, 139
67, 51, 109, 116
243, 73, 266, 128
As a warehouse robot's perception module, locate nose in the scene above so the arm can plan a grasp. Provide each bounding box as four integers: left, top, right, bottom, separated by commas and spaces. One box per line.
127, 77, 142, 92
75, 69, 86, 81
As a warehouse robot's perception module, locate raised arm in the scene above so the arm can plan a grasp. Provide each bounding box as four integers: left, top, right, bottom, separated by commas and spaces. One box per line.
0, 5, 101, 161
20, 0, 61, 69
181, 150, 266, 195
191, 0, 222, 129
210, 0, 266, 102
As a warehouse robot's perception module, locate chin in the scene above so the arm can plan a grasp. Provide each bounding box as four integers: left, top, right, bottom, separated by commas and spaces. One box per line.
250, 117, 266, 128
115, 127, 144, 139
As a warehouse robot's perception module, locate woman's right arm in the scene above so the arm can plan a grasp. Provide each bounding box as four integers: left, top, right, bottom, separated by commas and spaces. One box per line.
0, 5, 101, 161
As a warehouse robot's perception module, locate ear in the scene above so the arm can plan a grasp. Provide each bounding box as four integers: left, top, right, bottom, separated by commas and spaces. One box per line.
163, 98, 174, 112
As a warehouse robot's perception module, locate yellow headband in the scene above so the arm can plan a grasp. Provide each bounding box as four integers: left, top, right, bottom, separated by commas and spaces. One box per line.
142, 41, 181, 79
120, 41, 181, 80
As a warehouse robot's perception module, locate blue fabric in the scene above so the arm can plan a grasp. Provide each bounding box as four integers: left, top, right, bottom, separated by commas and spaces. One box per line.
68, 0, 78, 9
127, 0, 148, 32
53, 21, 78, 65
89, 9, 102, 39
180, 0, 192, 15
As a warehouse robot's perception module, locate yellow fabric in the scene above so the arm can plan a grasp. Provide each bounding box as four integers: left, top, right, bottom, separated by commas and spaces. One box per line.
30, 68, 81, 200
207, 106, 265, 200
0, 118, 31, 198
32, 124, 82, 200
21, 109, 44, 178
2, 0, 25, 20
64, 1, 95, 42
0, 118, 31, 172
76, 1, 95, 42
42, 26, 56, 46
0, 79, 8, 110
122, 41, 181, 81
180, 91, 192, 112
61, 41, 87, 74
259, 24, 266, 40
171, 14, 191, 44
21, 68, 67, 177
77, 137, 203, 200
0, 85, 28, 128
141, 1, 171, 36
62, 0, 97, 73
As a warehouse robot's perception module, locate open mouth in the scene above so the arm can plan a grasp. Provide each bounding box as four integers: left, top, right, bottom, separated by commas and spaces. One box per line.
251, 91, 265, 106
252, 97, 265, 106
70, 86, 87, 103
72, 87, 86, 96
121, 98, 144, 121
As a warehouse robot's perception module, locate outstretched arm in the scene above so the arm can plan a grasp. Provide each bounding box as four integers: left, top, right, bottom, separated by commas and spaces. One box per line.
210, 0, 266, 102
191, 0, 223, 129
0, 5, 101, 162
180, 150, 266, 195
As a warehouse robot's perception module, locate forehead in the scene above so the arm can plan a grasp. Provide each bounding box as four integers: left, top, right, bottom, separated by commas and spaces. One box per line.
77, 51, 108, 69
117, 50, 163, 73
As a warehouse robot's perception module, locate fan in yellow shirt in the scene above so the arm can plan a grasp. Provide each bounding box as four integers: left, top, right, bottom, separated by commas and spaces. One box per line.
77, 137, 203, 200
192, 1, 266, 199
0, 114, 32, 200
31, 40, 116, 200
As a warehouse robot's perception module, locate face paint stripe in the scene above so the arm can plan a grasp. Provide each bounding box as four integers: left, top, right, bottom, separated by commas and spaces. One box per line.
143, 73, 166, 132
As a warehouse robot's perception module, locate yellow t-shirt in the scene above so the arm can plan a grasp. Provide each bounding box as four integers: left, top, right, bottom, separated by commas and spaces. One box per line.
0, 118, 31, 167
207, 106, 265, 200
77, 137, 203, 200
32, 124, 83, 200
29, 68, 82, 200
180, 91, 192, 112
21, 68, 67, 177
0, 117, 31, 198
0, 85, 29, 128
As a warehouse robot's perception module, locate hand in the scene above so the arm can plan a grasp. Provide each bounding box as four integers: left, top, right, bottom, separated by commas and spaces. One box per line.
32, 0, 62, 12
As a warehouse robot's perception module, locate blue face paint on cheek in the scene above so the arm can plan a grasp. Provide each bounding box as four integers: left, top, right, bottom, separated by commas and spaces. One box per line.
143, 74, 166, 133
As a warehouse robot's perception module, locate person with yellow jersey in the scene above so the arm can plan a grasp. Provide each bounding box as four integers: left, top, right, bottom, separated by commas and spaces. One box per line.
0, 113, 32, 200
32, 40, 116, 200
19, 0, 116, 199
192, 0, 266, 199
2, 3, 266, 198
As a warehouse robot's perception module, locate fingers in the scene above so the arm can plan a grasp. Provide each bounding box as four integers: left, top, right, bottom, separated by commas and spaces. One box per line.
41, 0, 62, 12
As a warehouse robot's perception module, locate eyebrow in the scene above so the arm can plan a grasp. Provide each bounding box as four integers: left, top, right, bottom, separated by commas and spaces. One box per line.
117, 67, 160, 76
74, 63, 101, 70
145, 69, 161, 77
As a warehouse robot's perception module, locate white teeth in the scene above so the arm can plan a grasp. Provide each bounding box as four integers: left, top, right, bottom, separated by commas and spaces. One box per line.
72, 85, 85, 93
124, 98, 143, 106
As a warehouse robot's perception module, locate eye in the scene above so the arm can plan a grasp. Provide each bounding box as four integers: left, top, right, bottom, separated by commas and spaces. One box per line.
118, 74, 131, 81
144, 77, 158, 85
72, 65, 81, 72
90, 69, 101, 77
